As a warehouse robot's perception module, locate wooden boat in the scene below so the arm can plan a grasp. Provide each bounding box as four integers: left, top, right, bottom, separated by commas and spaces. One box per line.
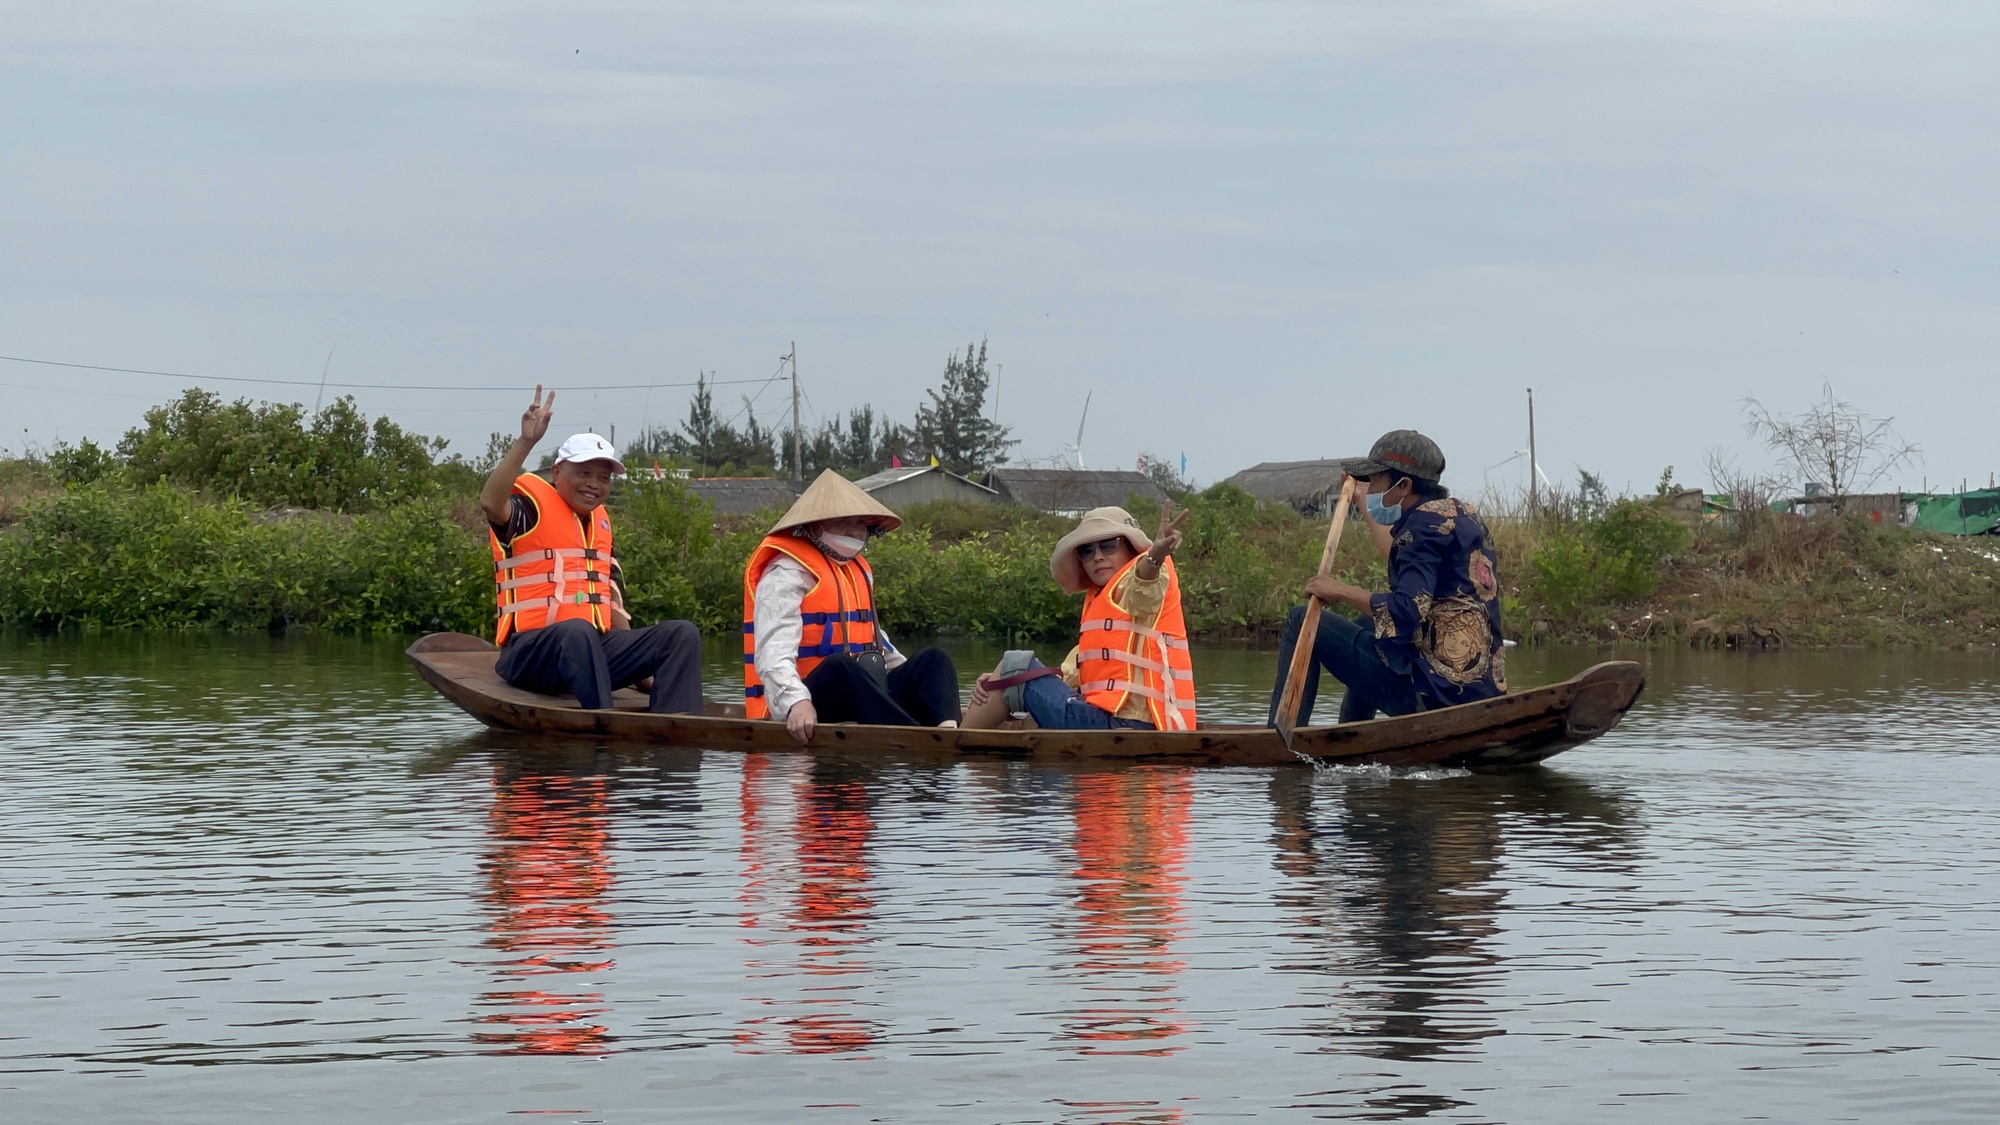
407, 633, 1644, 768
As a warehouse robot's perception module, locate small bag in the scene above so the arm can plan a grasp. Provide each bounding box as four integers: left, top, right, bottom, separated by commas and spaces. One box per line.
852, 648, 890, 695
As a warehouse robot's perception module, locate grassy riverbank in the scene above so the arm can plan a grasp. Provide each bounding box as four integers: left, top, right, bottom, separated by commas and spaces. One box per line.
4, 450, 1996, 647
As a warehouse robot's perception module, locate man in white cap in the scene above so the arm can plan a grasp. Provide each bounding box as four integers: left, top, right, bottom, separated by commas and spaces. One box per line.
479, 386, 702, 712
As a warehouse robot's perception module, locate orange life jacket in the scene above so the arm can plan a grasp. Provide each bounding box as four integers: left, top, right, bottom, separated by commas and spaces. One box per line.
1076, 556, 1197, 731
491, 473, 628, 645
741, 534, 878, 719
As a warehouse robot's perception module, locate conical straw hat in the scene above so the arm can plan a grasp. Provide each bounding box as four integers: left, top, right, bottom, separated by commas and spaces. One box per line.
769, 468, 903, 536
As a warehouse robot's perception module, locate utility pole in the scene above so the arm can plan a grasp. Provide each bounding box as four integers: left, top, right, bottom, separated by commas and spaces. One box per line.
789, 342, 802, 483
1526, 387, 1539, 514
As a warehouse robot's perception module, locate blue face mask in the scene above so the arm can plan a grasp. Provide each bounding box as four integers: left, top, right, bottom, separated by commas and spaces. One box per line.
1365, 487, 1403, 525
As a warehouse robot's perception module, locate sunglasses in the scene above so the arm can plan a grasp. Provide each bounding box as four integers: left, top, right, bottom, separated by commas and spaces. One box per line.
1075, 538, 1129, 560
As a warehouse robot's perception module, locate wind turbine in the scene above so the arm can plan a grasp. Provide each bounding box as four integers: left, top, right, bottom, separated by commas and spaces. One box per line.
1062, 392, 1091, 470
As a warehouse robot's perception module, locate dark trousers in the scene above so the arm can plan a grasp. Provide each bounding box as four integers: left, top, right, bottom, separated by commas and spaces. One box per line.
803, 648, 962, 726
1266, 606, 1421, 727
496, 618, 703, 713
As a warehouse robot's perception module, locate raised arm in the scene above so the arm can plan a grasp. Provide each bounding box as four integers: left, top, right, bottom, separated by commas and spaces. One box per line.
481, 386, 556, 525
1134, 499, 1189, 582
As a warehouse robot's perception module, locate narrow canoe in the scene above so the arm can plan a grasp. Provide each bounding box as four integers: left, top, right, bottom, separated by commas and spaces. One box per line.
406, 633, 1644, 768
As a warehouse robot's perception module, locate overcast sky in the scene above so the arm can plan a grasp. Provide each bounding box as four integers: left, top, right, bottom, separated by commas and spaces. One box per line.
4, 0, 1996, 496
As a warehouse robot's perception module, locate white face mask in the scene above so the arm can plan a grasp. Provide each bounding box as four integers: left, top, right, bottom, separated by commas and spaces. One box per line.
820, 532, 868, 559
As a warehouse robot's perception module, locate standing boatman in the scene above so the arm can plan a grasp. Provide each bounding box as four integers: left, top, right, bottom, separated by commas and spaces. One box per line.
480, 386, 704, 712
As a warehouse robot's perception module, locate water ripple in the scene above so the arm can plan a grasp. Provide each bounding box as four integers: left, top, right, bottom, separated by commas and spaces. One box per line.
3, 636, 1998, 1122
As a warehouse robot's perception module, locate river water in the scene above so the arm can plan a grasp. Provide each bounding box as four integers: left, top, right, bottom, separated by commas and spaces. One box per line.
3, 633, 1997, 1123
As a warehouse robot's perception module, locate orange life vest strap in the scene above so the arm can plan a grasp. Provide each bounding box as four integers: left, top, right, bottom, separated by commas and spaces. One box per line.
494, 547, 606, 571
1073, 647, 1195, 680
1079, 617, 1191, 649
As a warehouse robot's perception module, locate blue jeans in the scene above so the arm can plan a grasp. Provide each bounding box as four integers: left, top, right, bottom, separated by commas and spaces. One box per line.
1017, 659, 1155, 730
1266, 606, 1421, 726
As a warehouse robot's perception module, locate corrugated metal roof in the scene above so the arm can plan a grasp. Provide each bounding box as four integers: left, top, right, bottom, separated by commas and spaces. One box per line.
686, 477, 800, 516
989, 469, 1165, 512
852, 465, 999, 496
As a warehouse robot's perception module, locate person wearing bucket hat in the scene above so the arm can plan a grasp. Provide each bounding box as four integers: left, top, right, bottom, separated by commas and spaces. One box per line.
1266, 428, 1507, 727
962, 501, 1197, 732
479, 386, 704, 714
743, 469, 963, 743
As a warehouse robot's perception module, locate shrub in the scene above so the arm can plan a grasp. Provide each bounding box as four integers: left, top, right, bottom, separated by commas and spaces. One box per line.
0, 483, 489, 633
1522, 499, 1692, 631
117, 389, 449, 512
611, 476, 748, 634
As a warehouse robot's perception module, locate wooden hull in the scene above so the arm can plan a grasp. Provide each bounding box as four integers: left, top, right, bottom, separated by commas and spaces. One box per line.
406, 633, 1644, 769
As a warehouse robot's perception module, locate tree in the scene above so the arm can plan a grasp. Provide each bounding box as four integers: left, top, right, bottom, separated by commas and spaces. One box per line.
623, 374, 778, 476
913, 340, 1015, 476
116, 388, 445, 511
1742, 384, 1920, 509
1139, 452, 1195, 501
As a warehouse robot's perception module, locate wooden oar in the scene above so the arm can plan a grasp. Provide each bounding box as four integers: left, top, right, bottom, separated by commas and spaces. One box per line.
1275, 477, 1357, 749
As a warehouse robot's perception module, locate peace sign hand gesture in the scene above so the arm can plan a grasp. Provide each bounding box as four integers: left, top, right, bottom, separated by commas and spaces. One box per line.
1147, 498, 1190, 563
520, 385, 556, 446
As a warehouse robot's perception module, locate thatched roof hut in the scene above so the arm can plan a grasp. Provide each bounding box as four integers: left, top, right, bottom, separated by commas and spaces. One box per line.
1222, 459, 1345, 515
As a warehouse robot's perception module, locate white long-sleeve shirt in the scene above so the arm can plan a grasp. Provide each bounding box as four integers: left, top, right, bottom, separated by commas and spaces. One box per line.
752, 556, 905, 720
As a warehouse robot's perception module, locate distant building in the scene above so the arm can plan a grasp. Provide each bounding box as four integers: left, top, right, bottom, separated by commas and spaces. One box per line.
851, 465, 1000, 509
1222, 459, 1346, 515
988, 468, 1165, 516
686, 477, 800, 517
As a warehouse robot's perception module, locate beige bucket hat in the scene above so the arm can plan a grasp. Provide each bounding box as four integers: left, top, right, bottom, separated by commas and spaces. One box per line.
769, 468, 903, 536
1050, 506, 1152, 594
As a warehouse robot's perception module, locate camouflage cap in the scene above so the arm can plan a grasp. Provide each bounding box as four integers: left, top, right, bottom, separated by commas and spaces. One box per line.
1339, 429, 1446, 483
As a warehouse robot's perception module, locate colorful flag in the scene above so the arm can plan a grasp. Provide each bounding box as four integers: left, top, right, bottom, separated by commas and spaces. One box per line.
1180, 452, 1186, 477
652, 460, 664, 481
891, 454, 903, 468
928, 454, 939, 467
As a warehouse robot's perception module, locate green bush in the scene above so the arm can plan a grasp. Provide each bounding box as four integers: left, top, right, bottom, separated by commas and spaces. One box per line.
869, 523, 1076, 640
0, 483, 489, 633
1523, 499, 1692, 629
117, 389, 449, 512
46, 438, 118, 485
611, 476, 751, 634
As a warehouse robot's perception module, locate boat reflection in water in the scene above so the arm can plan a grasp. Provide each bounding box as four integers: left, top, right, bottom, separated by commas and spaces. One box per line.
1266, 768, 1637, 1067
736, 754, 882, 1055
473, 763, 618, 1055
1059, 767, 1195, 1056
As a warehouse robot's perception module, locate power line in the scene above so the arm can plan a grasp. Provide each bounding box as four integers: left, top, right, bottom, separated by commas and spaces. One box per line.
722, 356, 792, 431
0, 352, 779, 393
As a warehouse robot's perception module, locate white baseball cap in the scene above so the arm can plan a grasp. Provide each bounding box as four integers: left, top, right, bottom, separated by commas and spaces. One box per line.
551, 433, 627, 474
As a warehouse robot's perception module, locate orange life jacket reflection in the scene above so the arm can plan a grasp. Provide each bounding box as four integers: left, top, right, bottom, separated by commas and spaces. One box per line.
741, 535, 876, 719
1077, 556, 1197, 731
491, 473, 628, 645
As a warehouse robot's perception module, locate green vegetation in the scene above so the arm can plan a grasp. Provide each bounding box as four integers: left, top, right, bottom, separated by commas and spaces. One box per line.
1514, 500, 1694, 628
4, 391, 1996, 647
0, 483, 487, 633
116, 389, 458, 512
